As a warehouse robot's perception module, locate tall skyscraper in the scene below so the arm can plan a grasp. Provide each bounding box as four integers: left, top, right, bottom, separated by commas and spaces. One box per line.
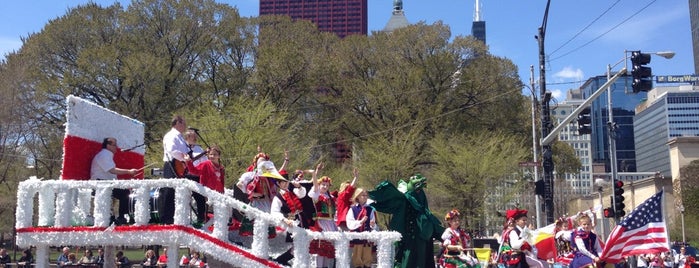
472, 0, 486, 43
259, 0, 368, 38
689, 0, 699, 74
579, 75, 645, 173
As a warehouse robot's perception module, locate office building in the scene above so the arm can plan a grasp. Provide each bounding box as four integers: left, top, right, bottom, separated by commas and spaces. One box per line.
578, 75, 645, 174
259, 0, 368, 38
472, 0, 485, 43
551, 93, 593, 195
690, 0, 699, 74
634, 85, 699, 176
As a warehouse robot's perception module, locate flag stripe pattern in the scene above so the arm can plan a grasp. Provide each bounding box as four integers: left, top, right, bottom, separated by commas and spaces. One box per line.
599, 191, 669, 263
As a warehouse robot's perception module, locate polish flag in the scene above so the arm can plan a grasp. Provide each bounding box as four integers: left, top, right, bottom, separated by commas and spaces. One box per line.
61, 95, 145, 180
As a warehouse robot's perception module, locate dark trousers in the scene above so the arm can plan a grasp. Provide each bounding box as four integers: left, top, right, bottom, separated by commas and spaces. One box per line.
185, 174, 207, 222
158, 161, 177, 224
112, 188, 130, 219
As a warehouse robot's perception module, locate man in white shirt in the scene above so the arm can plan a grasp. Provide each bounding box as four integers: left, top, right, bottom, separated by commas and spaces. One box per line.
90, 137, 138, 225
159, 115, 189, 224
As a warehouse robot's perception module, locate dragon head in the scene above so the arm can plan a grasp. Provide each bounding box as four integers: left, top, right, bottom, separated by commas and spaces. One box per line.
406, 174, 427, 192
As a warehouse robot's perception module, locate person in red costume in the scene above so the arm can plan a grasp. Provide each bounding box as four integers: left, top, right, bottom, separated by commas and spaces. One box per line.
185, 144, 225, 193
335, 168, 358, 231
503, 209, 549, 268
235, 157, 284, 236
270, 168, 307, 266
307, 162, 337, 268
438, 209, 474, 268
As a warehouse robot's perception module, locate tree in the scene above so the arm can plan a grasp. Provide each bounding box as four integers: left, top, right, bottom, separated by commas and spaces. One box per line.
427, 131, 529, 228
552, 140, 582, 175
678, 160, 699, 243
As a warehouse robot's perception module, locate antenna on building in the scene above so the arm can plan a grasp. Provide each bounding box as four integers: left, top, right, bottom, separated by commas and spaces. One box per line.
474, 0, 482, 21
472, 0, 486, 43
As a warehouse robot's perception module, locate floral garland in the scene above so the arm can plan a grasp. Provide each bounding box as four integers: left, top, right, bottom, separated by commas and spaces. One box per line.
16, 178, 402, 268
16, 225, 283, 268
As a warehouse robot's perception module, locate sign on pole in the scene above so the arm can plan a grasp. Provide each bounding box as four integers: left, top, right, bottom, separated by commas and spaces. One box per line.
519, 161, 540, 167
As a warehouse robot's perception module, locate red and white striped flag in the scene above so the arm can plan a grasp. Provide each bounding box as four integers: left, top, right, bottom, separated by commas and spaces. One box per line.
599, 190, 669, 263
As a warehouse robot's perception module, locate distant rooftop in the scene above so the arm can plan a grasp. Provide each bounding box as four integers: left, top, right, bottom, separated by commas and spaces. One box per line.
382, 0, 410, 32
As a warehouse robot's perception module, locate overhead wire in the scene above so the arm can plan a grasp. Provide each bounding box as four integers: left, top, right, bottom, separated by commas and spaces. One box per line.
548, 0, 622, 57
548, 0, 657, 63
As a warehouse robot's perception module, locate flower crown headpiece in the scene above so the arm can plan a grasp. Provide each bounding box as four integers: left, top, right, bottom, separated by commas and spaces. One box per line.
293, 170, 304, 180
318, 176, 332, 185
445, 209, 461, 221
252, 153, 270, 166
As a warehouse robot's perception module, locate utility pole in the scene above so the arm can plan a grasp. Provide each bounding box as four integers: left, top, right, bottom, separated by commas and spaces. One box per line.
530, 65, 542, 229
537, 0, 554, 224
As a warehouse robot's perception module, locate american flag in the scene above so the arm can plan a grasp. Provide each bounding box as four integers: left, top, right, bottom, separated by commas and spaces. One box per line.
599, 190, 670, 263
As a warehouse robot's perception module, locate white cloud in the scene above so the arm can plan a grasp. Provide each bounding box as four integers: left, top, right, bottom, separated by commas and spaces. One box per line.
550, 89, 564, 101
553, 66, 585, 81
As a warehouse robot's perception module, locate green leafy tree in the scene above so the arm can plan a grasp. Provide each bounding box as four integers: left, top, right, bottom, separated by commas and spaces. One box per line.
677, 160, 699, 243
428, 131, 529, 228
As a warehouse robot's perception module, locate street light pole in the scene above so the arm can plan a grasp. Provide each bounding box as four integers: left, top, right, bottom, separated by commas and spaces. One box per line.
607, 50, 675, 222
606, 63, 621, 223
679, 205, 686, 243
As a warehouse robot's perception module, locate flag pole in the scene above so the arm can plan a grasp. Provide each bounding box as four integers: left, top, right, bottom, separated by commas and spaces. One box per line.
661, 188, 671, 253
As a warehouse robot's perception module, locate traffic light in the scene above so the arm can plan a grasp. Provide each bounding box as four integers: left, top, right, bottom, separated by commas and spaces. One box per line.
613, 180, 626, 217
577, 107, 592, 135
603, 207, 615, 218
630, 51, 653, 93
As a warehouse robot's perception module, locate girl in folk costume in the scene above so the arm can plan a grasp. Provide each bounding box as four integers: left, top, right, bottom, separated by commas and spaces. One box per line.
185, 145, 225, 193
270, 169, 307, 266
346, 187, 377, 268
336, 168, 359, 231
503, 209, 549, 268
439, 209, 477, 268
292, 169, 318, 229
569, 215, 602, 268
236, 158, 284, 236
185, 145, 225, 230
553, 217, 575, 266
307, 163, 337, 268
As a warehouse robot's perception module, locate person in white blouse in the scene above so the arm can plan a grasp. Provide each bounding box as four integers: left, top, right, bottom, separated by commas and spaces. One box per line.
346, 188, 377, 268
508, 210, 549, 268
270, 171, 307, 266
569, 215, 602, 268
675, 248, 687, 268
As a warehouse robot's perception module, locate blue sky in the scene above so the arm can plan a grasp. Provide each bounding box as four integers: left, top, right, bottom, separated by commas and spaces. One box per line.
0, 0, 692, 101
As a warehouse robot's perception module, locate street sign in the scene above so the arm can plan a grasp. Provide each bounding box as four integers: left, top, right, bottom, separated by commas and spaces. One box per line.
656, 75, 699, 83
518, 161, 540, 167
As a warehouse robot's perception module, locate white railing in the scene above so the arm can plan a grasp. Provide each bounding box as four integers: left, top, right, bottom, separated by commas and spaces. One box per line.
15, 177, 401, 268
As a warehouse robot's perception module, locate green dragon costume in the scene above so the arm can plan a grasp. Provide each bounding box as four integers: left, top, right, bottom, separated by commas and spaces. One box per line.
369, 174, 445, 268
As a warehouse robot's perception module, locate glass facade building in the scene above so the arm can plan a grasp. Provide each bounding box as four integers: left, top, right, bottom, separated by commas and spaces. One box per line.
690, 0, 699, 74
579, 75, 646, 173
259, 0, 368, 38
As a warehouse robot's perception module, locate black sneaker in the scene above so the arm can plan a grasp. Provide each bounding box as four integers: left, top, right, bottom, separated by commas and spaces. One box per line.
115, 217, 128, 225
